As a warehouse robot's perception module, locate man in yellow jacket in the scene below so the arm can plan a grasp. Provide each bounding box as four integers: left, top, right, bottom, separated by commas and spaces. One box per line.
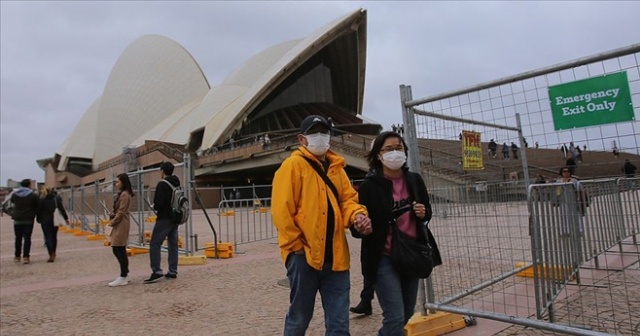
272, 115, 372, 335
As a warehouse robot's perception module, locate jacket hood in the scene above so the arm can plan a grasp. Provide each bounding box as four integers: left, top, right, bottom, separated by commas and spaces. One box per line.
14, 187, 33, 197
164, 175, 180, 187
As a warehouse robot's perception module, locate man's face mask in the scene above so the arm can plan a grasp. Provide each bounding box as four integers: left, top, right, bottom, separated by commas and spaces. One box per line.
380, 150, 406, 170
304, 133, 331, 156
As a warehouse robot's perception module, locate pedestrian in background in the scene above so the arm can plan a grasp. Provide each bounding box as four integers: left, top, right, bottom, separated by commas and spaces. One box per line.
107, 173, 133, 287
11, 179, 39, 264
145, 162, 181, 283
36, 187, 70, 262
502, 143, 510, 160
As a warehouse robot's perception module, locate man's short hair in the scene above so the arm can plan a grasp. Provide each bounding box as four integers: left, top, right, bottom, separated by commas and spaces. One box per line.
160, 162, 175, 176
20, 179, 31, 187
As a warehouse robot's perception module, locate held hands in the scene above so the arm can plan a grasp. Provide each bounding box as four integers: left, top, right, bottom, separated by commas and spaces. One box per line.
353, 213, 372, 235
413, 202, 427, 220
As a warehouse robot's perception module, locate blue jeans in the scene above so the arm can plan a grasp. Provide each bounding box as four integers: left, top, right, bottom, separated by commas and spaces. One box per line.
149, 218, 178, 275
14, 224, 34, 258
375, 255, 419, 336
283, 253, 350, 336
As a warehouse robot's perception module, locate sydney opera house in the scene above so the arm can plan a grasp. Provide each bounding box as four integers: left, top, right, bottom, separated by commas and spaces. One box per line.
38, 9, 381, 189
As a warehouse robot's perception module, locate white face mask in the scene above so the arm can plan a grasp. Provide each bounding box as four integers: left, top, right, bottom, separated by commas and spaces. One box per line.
304, 133, 331, 156
381, 150, 406, 170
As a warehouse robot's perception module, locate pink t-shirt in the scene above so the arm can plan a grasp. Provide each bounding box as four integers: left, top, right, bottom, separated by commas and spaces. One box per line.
383, 174, 417, 255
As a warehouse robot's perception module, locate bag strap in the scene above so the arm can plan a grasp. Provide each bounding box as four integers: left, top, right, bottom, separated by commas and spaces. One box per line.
301, 156, 340, 204
161, 179, 176, 191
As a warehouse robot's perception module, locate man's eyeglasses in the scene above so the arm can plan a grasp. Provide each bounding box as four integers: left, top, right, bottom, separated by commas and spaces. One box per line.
380, 147, 404, 153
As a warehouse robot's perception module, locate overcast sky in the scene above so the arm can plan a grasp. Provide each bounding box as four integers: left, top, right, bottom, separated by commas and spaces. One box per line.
1, 1, 639, 185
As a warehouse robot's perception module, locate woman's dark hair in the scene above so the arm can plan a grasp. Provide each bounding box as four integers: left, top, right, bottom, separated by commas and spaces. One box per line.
558, 166, 571, 175
366, 131, 409, 169
117, 173, 134, 196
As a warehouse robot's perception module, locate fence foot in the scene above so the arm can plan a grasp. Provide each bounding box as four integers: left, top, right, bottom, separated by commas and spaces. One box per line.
178, 255, 208, 265
87, 234, 105, 241
404, 311, 466, 336
126, 247, 150, 256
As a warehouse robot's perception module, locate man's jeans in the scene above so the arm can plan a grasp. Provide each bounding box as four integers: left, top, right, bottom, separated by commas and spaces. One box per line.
284, 253, 350, 336
149, 218, 178, 275
14, 224, 34, 258
375, 255, 419, 336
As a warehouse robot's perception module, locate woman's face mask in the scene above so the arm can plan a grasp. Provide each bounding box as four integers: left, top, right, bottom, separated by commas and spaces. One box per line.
380, 150, 406, 170
304, 133, 331, 156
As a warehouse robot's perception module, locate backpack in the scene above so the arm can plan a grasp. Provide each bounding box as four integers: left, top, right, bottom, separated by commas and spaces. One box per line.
161, 180, 189, 225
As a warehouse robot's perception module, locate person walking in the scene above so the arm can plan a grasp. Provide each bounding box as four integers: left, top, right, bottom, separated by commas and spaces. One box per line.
556, 166, 587, 235
350, 275, 375, 316
271, 115, 371, 335
502, 143, 510, 160
511, 142, 519, 160
354, 131, 442, 335
107, 173, 134, 287
36, 187, 70, 262
11, 179, 39, 264
488, 139, 497, 158
145, 162, 180, 283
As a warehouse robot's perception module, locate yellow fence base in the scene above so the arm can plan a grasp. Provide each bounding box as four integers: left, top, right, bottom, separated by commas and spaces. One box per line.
126, 247, 150, 256
404, 311, 466, 336
87, 234, 105, 241
515, 262, 575, 280
60, 227, 74, 233
178, 255, 208, 265
74, 230, 92, 237
204, 242, 234, 259
220, 210, 235, 216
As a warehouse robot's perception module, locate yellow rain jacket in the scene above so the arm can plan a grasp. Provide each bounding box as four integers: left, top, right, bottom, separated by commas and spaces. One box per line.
271, 147, 367, 271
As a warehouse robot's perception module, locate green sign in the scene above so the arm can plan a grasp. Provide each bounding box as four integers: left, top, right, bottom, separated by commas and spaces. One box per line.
549, 71, 635, 130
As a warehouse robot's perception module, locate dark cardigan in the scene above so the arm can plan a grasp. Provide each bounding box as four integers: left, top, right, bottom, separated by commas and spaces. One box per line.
353, 167, 442, 282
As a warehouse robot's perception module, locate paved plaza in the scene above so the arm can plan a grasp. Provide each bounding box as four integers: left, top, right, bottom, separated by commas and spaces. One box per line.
1, 211, 636, 335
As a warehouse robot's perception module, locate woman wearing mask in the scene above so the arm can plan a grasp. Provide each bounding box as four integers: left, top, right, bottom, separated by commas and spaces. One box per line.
354, 131, 441, 335
108, 173, 133, 287
36, 188, 70, 262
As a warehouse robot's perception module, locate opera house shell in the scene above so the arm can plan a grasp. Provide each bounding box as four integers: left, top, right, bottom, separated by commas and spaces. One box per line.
39, 8, 380, 188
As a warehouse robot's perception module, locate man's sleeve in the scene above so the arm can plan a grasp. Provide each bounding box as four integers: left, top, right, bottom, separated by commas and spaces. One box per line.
337, 168, 367, 229
271, 158, 304, 252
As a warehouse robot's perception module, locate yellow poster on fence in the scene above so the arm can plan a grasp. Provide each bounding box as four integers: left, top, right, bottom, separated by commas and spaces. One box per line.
462, 130, 484, 170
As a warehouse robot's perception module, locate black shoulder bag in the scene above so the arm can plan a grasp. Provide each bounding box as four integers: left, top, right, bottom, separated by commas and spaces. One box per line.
390, 206, 435, 279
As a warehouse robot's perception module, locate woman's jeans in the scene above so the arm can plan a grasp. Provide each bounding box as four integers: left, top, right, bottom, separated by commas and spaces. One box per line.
283, 253, 350, 336
40, 221, 59, 255
375, 255, 419, 336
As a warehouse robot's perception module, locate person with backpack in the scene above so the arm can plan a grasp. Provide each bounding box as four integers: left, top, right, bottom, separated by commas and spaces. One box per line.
11, 179, 39, 264
145, 162, 181, 284
36, 187, 70, 262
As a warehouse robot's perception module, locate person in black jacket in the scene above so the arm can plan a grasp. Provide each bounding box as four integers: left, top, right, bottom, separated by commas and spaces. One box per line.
352, 131, 442, 335
36, 188, 70, 262
11, 179, 40, 264
144, 162, 181, 284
